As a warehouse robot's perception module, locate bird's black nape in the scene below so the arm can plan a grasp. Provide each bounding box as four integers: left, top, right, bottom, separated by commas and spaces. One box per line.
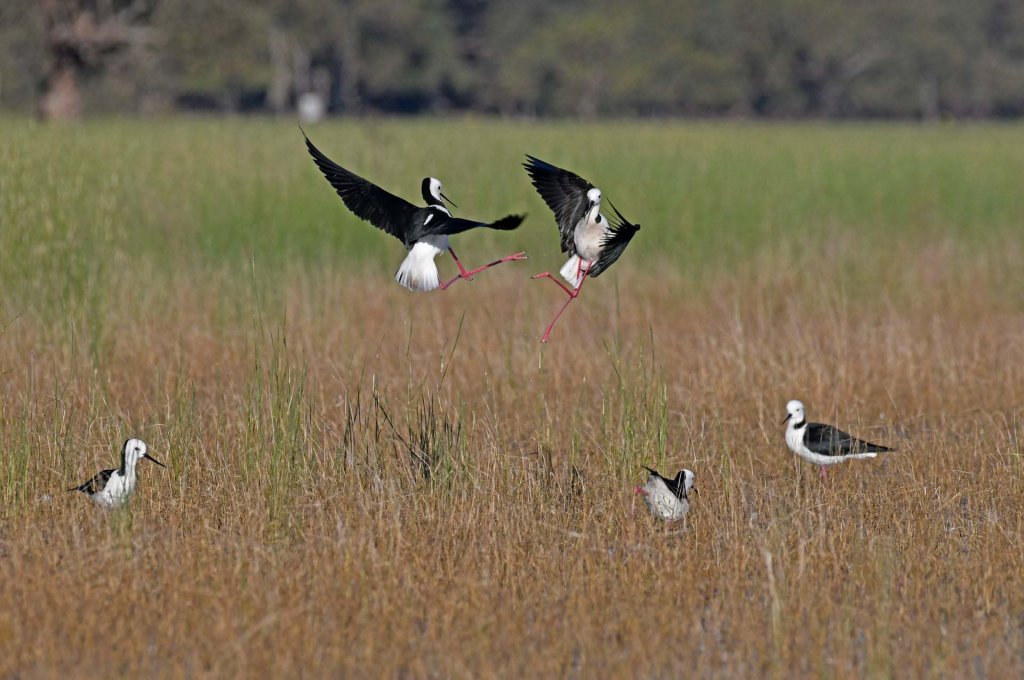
421, 178, 438, 206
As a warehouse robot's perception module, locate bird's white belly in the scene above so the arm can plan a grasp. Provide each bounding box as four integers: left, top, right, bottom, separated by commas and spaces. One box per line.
419, 234, 449, 253
93, 475, 135, 509
643, 486, 689, 521
573, 217, 605, 263
395, 237, 447, 291
795, 447, 848, 466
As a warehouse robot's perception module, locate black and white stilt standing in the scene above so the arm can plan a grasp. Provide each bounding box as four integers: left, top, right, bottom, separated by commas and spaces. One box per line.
633, 466, 695, 522
523, 155, 641, 342
783, 400, 893, 480
68, 438, 166, 509
304, 132, 527, 292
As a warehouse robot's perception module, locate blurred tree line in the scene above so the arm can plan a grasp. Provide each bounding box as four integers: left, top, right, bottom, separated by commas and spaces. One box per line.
2, 0, 1023, 120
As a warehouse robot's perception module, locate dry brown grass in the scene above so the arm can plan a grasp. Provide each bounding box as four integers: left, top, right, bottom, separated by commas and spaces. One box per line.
2, 119, 1024, 677
1, 242, 1023, 677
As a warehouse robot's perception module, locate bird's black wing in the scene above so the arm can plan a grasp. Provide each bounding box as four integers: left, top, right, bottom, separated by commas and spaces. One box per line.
68, 468, 115, 494
642, 465, 686, 500
661, 473, 688, 500
304, 133, 418, 244
804, 423, 893, 456
589, 201, 640, 278
415, 213, 526, 239
523, 155, 593, 254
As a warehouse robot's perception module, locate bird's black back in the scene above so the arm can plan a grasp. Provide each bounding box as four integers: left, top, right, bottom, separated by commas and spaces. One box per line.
643, 466, 687, 500
69, 468, 116, 495
804, 423, 893, 456
523, 155, 593, 254
589, 201, 640, 278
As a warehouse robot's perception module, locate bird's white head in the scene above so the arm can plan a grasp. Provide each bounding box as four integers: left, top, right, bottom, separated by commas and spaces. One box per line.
585, 187, 603, 222
783, 400, 806, 427
421, 177, 456, 212
427, 177, 443, 202
121, 438, 166, 469
680, 469, 696, 493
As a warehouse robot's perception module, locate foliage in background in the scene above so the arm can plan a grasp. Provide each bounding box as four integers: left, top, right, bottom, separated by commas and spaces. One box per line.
3, 0, 1024, 118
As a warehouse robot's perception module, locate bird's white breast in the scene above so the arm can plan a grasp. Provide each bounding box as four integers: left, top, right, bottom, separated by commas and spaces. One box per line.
642, 478, 689, 521
92, 472, 135, 509
785, 425, 805, 458
573, 213, 606, 262
418, 234, 449, 253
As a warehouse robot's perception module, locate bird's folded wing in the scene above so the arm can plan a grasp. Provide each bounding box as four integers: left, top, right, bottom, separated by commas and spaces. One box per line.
589, 201, 640, 278
662, 475, 687, 500
804, 423, 891, 455
523, 155, 593, 254
70, 468, 115, 494
304, 134, 418, 243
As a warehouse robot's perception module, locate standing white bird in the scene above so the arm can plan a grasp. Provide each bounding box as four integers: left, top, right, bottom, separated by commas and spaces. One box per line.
304, 132, 527, 292
68, 438, 166, 509
634, 466, 695, 522
523, 156, 641, 342
783, 400, 893, 480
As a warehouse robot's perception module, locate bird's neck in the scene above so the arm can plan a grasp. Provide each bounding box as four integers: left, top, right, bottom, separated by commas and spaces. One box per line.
791, 419, 806, 430
121, 456, 140, 481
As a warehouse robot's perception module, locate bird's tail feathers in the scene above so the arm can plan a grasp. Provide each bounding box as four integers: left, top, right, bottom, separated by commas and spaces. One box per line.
395, 244, 440, 292
486, 214, 525, 231
559, 255, 585, 289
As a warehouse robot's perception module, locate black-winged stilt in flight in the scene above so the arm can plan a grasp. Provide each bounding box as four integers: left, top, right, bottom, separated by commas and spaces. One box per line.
634, 466, 695, 521
68, 438, 166, 509
304, 132, 527, 292
783, 400, 893, 480
523, 155, 640, 342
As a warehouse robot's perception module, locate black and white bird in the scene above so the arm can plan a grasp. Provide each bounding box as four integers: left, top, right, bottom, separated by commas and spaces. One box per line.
783, 400, 893, 480
634, 466, 695, 522
68, 438, 166, 509
523, 155, 641, 342
304, 132, 527, 292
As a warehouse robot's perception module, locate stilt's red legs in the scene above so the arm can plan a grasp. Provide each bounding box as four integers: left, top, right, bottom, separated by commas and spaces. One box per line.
632, 485, 647, 515
438, 248, 528, 290
531, 262, 592, 342
530, 272, 576, 297
820, 465, 827, 481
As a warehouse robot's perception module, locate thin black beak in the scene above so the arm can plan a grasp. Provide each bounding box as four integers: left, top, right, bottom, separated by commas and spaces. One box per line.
441, 192, 457, 209
144, 452, 167, 468
782, 413, 792, 424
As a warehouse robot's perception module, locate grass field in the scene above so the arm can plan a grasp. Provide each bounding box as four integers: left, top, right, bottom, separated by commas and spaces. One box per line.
1, 117, 1023, 677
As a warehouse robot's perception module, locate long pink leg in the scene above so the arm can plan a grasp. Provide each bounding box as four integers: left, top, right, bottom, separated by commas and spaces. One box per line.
438, 248, 527, 290
530, 272, 576, 297
820, 465, 827, 481
533, 262, 591, 343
